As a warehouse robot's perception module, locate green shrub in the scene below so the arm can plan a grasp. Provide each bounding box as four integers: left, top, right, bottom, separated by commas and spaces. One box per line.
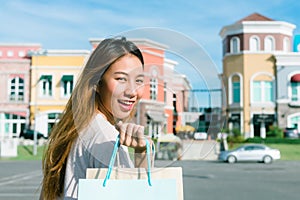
267, 126, 283, 138
245, 137, 264, 143
231, 128, 242, 137
227, 135, 245, 143
245, 137, 300, 144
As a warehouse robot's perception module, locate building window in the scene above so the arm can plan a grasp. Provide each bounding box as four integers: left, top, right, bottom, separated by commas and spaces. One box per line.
150, 78, 158, 100
290, 74, 300, 101
253, 81, 274, 103
40, 75, 52, 97
264, 36, 275, 52
18, 51, 25, 57
230, 37, 240, 53
229, 74, 242, 105
232, 81, 240, 103
249, 36, 260, 51
291, 82, 300, 101
9, 77, 24, 101
48, 113, 61, 134
1, 113, 26, 138
7, 51, 14, 57
290, 115, 300, 132
61, 75, 73, 97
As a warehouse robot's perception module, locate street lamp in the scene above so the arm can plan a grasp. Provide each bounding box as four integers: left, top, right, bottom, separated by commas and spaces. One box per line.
28, 49, 47, 155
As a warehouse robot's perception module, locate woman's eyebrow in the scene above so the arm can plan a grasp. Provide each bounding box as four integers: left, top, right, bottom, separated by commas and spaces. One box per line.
114, 72, 144, 77
113, 71, 128, 76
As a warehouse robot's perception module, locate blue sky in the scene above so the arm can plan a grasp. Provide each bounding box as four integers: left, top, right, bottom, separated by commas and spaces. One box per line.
1, 0, 300, 107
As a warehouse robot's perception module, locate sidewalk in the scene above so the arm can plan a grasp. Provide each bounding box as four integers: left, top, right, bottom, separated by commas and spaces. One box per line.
180, 140, 220, 160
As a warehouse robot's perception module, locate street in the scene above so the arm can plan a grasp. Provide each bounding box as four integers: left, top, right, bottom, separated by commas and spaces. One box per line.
0, 160, 299, 200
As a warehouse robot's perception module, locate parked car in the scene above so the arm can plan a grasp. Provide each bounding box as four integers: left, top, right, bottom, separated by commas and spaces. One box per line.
19, 129, 47, 140
219, 144, 280, 164
283, 127, 299, 139
193, 132, 208, 140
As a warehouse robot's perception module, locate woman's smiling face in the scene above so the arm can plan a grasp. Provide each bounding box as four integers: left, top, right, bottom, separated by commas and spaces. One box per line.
100, 54, 144, 120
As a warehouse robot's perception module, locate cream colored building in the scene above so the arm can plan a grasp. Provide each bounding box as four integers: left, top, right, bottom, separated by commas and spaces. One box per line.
220, 13, 295, 138
30, 50, 89, 136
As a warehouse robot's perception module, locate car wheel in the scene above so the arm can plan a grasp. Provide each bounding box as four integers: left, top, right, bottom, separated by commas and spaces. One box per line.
263, 155, 272, 164
227, 155, 236, 163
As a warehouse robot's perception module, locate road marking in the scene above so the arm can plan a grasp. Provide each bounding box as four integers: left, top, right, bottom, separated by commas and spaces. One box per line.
0, 170, 42, 186
0, 193, 39, 197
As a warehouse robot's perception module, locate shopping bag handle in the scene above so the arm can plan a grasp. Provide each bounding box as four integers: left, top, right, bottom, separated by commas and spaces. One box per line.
103, 135, 154, 187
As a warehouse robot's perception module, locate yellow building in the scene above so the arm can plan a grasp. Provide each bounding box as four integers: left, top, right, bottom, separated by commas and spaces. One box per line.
220, 13, 295, 138
30, 50, 89, 136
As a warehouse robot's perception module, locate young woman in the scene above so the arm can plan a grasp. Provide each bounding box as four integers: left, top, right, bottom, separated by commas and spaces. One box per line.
40, 37, 150, 199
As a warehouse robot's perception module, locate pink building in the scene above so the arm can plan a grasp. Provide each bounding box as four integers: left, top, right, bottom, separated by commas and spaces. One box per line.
0, 43, 41, 138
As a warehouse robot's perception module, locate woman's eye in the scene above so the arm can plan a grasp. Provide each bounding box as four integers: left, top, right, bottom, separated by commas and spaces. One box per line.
116, 77, 126, 82
136, 79, 144, 84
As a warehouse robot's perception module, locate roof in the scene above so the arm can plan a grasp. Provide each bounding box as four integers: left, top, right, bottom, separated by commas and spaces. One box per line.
236, 12, 274, 24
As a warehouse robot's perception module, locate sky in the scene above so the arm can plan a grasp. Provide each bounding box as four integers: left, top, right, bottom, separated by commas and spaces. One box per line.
1, 0, 300, 107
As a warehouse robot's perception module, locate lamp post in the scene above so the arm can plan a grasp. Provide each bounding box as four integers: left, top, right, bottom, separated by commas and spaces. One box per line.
29, 49, 47, 155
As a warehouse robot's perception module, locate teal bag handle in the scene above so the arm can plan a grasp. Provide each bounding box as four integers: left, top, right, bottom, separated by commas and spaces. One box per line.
103, 135, 154, 187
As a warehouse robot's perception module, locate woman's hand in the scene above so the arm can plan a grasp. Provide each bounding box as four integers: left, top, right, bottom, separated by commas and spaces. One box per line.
116, 121, 147, 151
116, 121, 153, 167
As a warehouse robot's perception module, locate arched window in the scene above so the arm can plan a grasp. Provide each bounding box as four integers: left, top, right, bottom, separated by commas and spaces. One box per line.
252, 74, 274, 103
249, 36, 260, 52
283, 37, 290, 52
9, 77, 24, 101
264, 36, 275, 52
229, 73, 243, 105
291, 74, 300, 101
230, 37, 240, 53
232, 75, 240, 103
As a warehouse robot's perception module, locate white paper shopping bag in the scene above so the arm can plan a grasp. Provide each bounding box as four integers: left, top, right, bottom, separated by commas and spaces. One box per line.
78, 135, 183, 200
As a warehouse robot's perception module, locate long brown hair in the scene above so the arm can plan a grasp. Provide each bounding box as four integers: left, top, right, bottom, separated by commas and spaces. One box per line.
41, 37, 144, 199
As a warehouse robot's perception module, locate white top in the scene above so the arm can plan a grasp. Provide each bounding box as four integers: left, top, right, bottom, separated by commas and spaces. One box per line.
63, 114, 133, 199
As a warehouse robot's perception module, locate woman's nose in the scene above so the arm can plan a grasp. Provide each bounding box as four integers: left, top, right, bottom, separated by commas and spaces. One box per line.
124, 82, 138, 97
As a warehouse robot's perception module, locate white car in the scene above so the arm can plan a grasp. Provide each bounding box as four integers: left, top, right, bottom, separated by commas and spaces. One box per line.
219, 144, 280, 164
193, 132, 208, 140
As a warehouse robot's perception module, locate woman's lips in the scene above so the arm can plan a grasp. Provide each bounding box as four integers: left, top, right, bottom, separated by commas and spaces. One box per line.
118, 99, 135, 111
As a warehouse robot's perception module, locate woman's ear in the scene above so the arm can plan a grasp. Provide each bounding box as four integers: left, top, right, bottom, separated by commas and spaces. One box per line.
93, 85, 97, 92
93, 85, 101, 94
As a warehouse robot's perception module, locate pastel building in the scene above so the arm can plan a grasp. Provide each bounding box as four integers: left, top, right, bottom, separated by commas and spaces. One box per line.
220, 13, 298, 138
30, 50, 89, 137
276, 38, 300, 130
0, 43, 40, 138
9, 38, 194, 139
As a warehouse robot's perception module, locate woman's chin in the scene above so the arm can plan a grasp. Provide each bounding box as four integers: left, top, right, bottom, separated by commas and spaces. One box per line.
113, 112, 131, 121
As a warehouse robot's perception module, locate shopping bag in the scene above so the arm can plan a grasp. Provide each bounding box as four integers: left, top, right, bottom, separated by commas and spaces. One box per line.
78, 135, 183, 200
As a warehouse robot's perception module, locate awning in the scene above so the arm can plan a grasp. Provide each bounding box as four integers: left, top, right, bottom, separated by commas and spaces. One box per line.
61, 75, 73, 81
175, 125, 195, 133
9, 74, 24, 79
146, 111, 167, 122
7, 111, 27, 118
40, 75, 52, 81
158, 134, 182, 143
291, 74, 300, 82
